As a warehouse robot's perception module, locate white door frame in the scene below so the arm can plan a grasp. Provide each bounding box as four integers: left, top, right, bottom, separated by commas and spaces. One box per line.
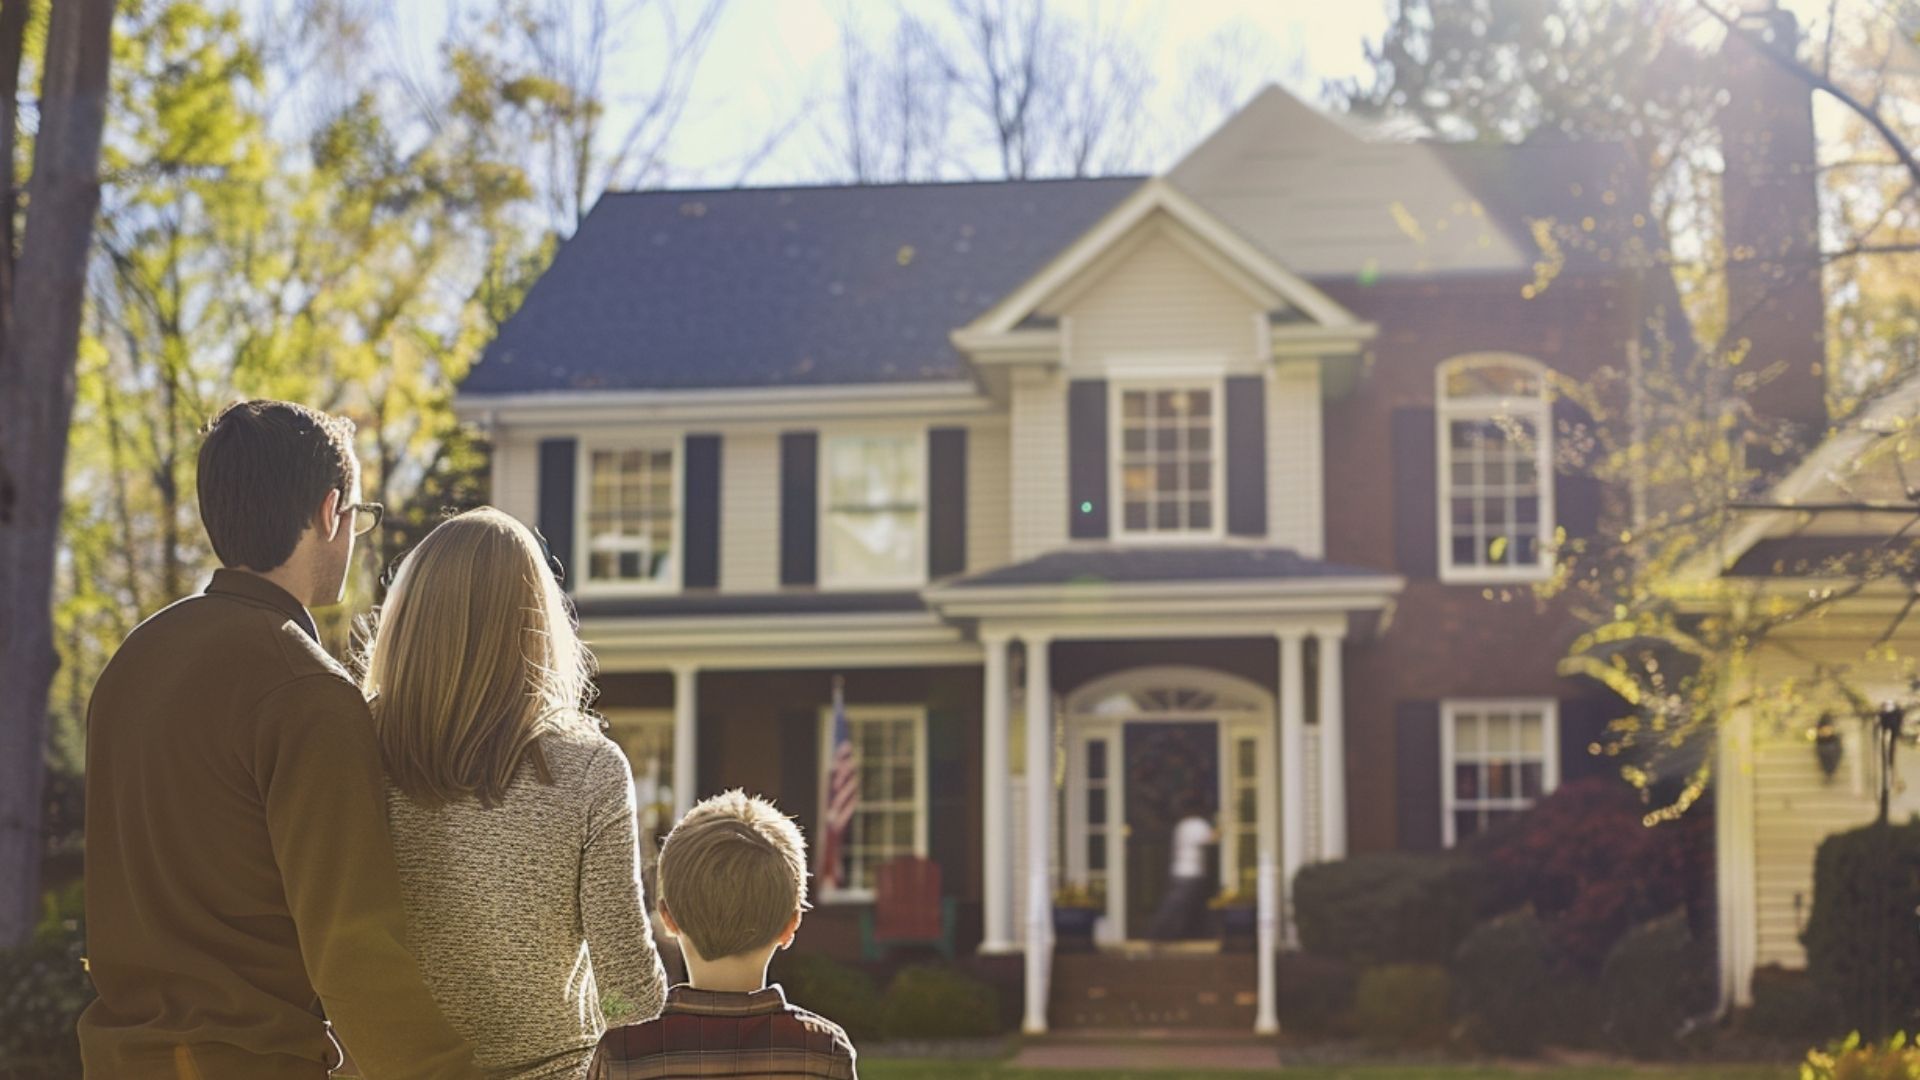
1062, 667, 1276, 944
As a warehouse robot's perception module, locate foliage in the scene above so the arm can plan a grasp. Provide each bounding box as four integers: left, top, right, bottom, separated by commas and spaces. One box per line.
1450, 908, 1565, 1056
1599, 910, 1715, 1059
1476, 777, 1711, 971
1746, 964, 1845, 1047
879, 965, 1002, 1039
1277, 951, 1358, 1037
1801, 1033, 1920, 1080
0, 886, 92, 1079
1293, 852, 1486, 966
769, 950, 885, 1044
1353, 964, 1452, 1049
1804, 819, 1920, 1040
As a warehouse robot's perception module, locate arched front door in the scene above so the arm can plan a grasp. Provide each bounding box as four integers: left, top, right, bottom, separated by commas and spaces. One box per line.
1063, 667, 1275, 944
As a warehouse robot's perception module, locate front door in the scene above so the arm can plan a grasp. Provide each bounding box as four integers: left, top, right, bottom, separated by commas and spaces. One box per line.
1123, 721, 1219, 940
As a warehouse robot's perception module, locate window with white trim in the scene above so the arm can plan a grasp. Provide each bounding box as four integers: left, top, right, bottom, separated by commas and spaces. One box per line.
602, 710, 676, 870
584, 446, 677, 586
821, 433, 924, 586
818, 706, 927, 897
1116, 385, 1220, 536
1441, 699, 1559, 846
1437, 355, 1553, 581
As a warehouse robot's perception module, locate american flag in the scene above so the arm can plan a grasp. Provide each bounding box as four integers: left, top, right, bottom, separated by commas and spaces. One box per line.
819, 676, 859, 890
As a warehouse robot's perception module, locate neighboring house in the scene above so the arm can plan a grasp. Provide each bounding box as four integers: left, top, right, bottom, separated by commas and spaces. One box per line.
456, 14, 1818, 1034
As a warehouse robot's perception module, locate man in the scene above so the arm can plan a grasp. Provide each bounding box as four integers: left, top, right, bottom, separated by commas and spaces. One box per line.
1147, 798, 1218, 943
78, 400, 480, 1079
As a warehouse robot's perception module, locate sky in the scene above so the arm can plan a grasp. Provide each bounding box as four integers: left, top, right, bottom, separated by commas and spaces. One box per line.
383, 0, 1394, 188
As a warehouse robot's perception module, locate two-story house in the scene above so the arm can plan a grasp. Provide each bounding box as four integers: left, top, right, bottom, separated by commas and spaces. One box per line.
457, 36, 1820, 1032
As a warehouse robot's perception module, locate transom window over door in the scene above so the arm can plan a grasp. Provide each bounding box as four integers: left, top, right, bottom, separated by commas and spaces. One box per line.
584, 446, 677, 587
1437, 355, 1554, 582
822, 433, 924, 586
1117, 386, 1219, 536
1441, 699, 1559, 846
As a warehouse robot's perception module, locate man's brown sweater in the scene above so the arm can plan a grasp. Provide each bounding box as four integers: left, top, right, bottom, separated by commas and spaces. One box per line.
78, 569, 479, 1079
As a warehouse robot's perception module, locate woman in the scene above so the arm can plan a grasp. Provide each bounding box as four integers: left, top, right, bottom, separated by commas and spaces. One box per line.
362, 507, 667, 1079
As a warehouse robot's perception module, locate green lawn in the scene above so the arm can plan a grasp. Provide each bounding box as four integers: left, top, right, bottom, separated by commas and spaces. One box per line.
861, 1062, 1794, 1080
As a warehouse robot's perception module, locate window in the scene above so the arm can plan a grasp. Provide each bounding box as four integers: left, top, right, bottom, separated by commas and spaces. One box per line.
1437, 355, 1553, 581
1441, 700, 1559, 846
1227, 734, 1260, 896
818, 706, 927, 898
1083, 736, 1113, 905
583, 445, 677, 588
603, 710, 676, 869
821, 433, 924, 586
1116, 385, 1220, 537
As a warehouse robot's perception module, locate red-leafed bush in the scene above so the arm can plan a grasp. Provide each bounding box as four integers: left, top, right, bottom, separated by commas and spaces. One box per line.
1475, 777, 1711, 972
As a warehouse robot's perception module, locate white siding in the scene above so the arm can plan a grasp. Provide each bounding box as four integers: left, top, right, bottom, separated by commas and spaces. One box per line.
968, 423, 1012, 573
720, 432, 780, 593
493, 432, 540, 526
1267, 364, 1324, 557
1750, 725, 1876, 967
1057, 227, 1263, 366
1010, 371, 1067, 561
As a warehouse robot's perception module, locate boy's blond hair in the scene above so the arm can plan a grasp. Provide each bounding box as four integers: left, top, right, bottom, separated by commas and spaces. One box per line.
657, 790, 810, 960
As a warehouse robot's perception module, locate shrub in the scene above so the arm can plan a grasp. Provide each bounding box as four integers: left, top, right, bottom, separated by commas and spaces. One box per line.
1745, 964, 1844, 1046
1277, 951, 1357, 1037
768, 951, 885, 1043
1353, 964, 1451, 1048
1804, 819, 1920, 1040
1294, 852, 1485, 966
0, 891, 92, 1080
1451, 908, 1563, 1056
1599, 910, 1715, 1059
1475, 777, 1711, 973
1800, 1032, 1920, 1080
879, 965, 1001, 1039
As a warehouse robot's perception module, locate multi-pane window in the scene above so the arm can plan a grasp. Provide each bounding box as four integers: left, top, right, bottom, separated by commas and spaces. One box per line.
603, 711, 676, 870
1438, 356, 1553, 580
585, 447, 676, 586
822, 709, 925, 895
1118, 386, 1218, 536
822, 434, 923, 586
1442, 700, 1559, 846
1229, 734, 1260, 896
1083, 738, 1113, 904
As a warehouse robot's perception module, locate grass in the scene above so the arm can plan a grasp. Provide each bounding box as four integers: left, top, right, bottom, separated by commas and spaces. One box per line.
860, 1062, 1795, 1080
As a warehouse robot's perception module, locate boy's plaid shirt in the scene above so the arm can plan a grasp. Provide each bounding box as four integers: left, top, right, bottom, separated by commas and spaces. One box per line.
587, 984, 857, 1080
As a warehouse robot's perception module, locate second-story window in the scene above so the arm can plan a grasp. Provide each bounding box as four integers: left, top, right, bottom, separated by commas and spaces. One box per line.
822, 433, 924, 586
1437, 355, 1553, 582
1117, 385, 1219, 537
585, 446, 677, 587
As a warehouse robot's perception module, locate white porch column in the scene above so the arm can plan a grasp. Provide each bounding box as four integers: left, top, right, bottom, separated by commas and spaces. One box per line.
1254, 852, 1280, 1035
1316, 631, 1348, 861
672, 664, 698, 820
981, 633, 1014, 953
1278, 632, 1307, 944
1022, 634, 1054, 1035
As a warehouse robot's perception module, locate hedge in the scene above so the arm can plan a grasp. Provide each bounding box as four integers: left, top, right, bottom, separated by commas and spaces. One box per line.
1293, 852, 1485, 966
1803, 818, 1920, 1041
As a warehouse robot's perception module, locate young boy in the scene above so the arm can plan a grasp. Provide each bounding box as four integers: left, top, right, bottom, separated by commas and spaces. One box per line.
588, 790, 857, 1080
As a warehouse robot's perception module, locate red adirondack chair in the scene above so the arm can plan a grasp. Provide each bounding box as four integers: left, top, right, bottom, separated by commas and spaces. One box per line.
859, 855, 956, 960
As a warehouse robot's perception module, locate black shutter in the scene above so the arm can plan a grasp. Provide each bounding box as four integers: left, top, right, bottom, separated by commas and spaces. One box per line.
926, 708, 968, 897
1225, 375, 1268, 537
928, 428, 968, 578
780, 709, 821, 878
1067, 379, 1109, 539
537, 438, 577, 591
1553, 399, 1603, 542
1391, 407, 1438, 580
1559, 695, 1614, 783
1395, 700, 1443, 852
683, 434, 722, 589
780, 432, 818, 587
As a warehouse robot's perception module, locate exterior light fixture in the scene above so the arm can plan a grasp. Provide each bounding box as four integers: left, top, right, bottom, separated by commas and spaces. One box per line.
1813, 713, 1843, 781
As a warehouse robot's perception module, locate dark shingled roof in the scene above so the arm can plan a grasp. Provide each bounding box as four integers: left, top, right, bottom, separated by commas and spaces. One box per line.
464, 177, 1144, 395
573, 591, 927, 619
1726, 535, 1914, 577
1428, 139, 1666, 277
945, 545, 1387, 589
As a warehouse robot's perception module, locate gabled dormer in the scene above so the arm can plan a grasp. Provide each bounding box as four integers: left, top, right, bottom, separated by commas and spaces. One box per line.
952, 179, 1375, 560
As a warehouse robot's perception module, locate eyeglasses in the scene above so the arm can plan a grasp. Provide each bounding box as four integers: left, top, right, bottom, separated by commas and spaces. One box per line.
340, 501, 384, 537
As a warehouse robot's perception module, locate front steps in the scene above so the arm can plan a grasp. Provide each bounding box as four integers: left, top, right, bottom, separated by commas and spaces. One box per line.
1047, 949, 1262, 1031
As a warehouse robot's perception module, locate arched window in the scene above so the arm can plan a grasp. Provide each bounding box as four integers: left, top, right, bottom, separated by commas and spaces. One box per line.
1436, 354, 1554, 581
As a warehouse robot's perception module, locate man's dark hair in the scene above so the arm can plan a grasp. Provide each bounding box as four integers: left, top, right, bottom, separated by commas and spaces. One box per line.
197, 400, 357, 571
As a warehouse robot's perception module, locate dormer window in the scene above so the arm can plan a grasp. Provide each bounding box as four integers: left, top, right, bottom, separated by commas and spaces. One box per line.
1114, 383, 1222, 539
1437, 355, 1553, 582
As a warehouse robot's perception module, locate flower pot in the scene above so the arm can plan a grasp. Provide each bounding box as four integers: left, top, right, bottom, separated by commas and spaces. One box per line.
1216, 905, 1256, 953
1053, 905, 1099, 953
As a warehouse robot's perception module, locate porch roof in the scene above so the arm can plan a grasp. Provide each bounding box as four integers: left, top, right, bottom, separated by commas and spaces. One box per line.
940, 544, 1385, 589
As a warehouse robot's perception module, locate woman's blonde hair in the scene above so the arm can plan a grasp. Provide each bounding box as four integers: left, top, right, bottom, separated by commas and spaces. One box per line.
362, 506, 597, 806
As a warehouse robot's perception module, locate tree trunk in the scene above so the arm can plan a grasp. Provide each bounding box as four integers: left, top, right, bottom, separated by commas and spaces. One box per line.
0, 0, 117, 948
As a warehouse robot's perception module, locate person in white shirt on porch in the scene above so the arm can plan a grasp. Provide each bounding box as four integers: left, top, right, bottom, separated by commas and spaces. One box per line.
1148, 798, 1219, 942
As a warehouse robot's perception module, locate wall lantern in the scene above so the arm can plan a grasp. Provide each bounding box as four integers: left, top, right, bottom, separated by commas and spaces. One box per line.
1813, 713, 1843, 781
